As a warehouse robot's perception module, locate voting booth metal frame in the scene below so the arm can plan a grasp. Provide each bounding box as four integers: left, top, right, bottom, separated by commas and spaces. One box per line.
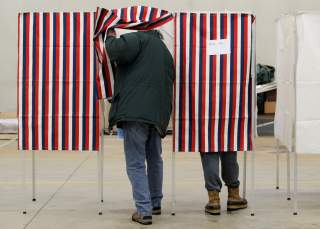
274, 83, 298, 215
258, 13, 320, 216
20, 101, 106, 215
273, 12, 320, 215
274, 138, 298, 215
274, 15, 298, 216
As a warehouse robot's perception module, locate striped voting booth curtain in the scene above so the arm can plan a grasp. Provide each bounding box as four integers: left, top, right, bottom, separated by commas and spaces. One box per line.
174, 12, 254, 152
93, 6, 174, 99
18, 12, 100, 151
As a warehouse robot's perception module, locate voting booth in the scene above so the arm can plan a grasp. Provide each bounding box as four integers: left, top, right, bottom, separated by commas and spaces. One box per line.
95, 9, 257, 215
275, 12, 320, 214
17, 12, 105, 214
18, 6, 257, 215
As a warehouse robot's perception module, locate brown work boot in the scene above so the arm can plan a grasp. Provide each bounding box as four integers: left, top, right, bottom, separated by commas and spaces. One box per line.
205, 190, 221, 215
131, 212, 152, 225
227, 187, 248, 211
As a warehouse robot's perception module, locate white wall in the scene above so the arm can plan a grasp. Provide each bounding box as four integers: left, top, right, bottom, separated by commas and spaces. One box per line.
2, 0, 320, 111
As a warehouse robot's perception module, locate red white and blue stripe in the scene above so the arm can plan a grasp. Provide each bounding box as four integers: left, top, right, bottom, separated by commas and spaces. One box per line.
18, 12, 100, 151
93, 6, 174, 99
174, 12, 254, 152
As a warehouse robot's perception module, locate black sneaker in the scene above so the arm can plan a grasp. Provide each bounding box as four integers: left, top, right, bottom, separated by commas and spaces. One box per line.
152, 207, 161, 215
132, 212, 152, 225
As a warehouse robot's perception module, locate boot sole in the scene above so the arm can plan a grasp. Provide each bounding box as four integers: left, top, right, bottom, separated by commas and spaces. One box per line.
227, 204, 248, 211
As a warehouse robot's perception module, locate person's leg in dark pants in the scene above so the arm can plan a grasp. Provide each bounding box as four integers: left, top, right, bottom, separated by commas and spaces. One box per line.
145, 127, 163, 214
220, 151, 247, 211
200, 152, 222, 215
220, 151, 240, 188
122, 122, 152, 220
200, 152, 222, 191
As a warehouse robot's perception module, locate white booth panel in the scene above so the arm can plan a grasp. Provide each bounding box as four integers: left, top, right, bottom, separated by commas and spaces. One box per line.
275, 13, 320, 154
296, 84, 320, 121
296, 120, 320, 154
275, 15, 296, 152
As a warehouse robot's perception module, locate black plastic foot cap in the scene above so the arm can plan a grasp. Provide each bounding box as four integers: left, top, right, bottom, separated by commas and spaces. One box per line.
293, 212, 298, 216
287, 197, 291, 201
98, 212, 103, 215
251, 213, 255, 216
276, 186, 279, 190
23, 211, 27, 214
101, 200, 104, 203
171, 213, 176, 216
32, 198, 36, 202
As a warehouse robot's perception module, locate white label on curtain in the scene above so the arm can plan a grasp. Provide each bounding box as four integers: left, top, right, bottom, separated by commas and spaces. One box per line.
207, 39, 230, 55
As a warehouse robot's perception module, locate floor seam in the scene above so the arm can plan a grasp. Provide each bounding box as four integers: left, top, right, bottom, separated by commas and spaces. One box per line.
22, 154, 92, 229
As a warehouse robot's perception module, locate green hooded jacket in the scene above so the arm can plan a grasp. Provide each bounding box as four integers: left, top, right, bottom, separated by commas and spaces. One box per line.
105, 30, 174, 137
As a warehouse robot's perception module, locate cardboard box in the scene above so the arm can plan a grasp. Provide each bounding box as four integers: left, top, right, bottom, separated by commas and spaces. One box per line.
264, 101, 276, 114
265, 89, 277, 101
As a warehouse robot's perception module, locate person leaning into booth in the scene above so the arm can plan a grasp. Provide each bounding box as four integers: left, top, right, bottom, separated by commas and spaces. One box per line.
104, 28, 174, 225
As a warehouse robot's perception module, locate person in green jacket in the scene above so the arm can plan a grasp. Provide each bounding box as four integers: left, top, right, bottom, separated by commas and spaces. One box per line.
105, 29, 174, 225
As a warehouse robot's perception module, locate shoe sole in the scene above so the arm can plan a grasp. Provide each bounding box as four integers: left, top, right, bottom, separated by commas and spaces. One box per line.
132, 219, 152, 225
205, 209, 221, 215
152, 211, 161, 215
227, 204, 248, 211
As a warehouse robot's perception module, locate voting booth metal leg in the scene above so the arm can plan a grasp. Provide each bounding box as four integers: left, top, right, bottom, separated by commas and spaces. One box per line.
98, 99, 105, 215
101, 99, 106, 206
101, 135, 104, 205
97, 125, 104, 215
286, 150, 291, 201
98, 140, 103, 215
32, 150, 36, 202
171, 151, 176, 216
292, 13, 298, 215
21, 150, 27, 214
276, 139, 280, 190
19, 0, 27, 216
249, 17, 256, 217
293, 152, 298, 215
242, 151, 247, 199
250, 150, 255, 216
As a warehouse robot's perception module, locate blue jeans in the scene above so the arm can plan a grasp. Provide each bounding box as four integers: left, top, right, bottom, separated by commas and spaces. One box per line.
122, 121, 163, 216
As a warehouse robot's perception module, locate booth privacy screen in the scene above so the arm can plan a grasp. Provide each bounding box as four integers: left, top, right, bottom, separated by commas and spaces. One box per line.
17, 12, 100, 151
17, 8, 255, 153
275, 13, 320, 154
